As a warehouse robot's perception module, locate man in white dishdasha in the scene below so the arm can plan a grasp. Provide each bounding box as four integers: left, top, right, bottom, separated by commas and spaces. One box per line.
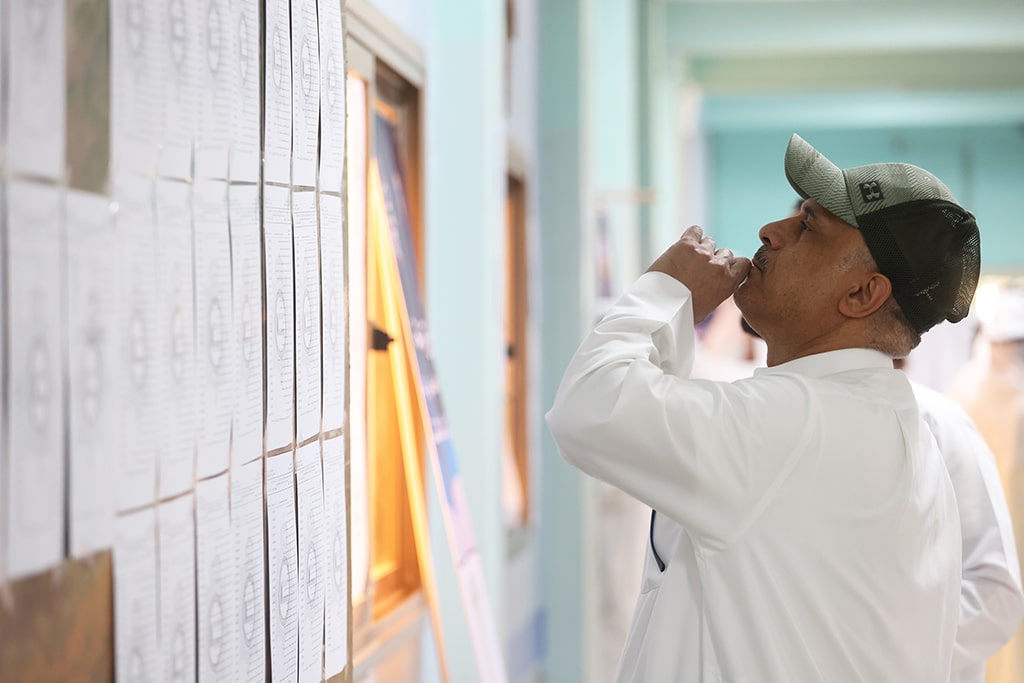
547, 134, 982, 682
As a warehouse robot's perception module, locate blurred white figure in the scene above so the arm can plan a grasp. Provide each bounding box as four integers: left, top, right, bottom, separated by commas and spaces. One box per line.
910, 380, 1024, 683
948, 283, 1024, 683
691, 296, 766, 381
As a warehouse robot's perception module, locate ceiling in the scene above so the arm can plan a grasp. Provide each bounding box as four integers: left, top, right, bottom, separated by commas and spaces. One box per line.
663, 0, 1024, 93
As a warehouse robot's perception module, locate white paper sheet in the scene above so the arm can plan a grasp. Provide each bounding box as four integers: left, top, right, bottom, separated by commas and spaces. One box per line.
294, 191, 322, 443
196, 474, 238, 681
66, 190, 117, 557
111, 0, 162, 176
319, 193, 346, 433
317, 0, 346, 193
158, 493, 197, 683
194, 179, 234, 478
6, 0, 65, 179
264, 184, 295, 451
195, 0, 236, 180
290, 0, 320, 188
157, 0, 201, 180
232, 457, 267, 682
264, 0, 292, 184
323, 435, 349, 678
5, 181, 65, 579
229, 185, 265, 465
228, 0, 261, 183
266, 451, 299, 682
296, 441, 326, 683
156, 179, 197, 498
114, 507, 160, 683
113, 174, 160, 511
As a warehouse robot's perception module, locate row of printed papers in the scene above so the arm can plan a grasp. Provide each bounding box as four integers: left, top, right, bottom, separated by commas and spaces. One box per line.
0, 0, 349, 578
113, 439, 348, 682
109, 0, 344, 185
263, 0, 346, 188
2, 177, 347, 578
109, 0, 261, 182
109, 0, 343, 185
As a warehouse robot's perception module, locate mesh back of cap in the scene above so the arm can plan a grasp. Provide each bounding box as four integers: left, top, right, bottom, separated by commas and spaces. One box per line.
856, 199, 980, 334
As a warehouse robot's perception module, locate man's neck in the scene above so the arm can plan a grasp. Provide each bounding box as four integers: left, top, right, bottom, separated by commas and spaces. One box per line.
764, 329, 870, 367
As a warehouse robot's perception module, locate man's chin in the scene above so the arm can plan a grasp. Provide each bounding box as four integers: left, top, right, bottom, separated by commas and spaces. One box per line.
739, 316, 761, 339
733, 278, 753, 308
732, 286, 760, 334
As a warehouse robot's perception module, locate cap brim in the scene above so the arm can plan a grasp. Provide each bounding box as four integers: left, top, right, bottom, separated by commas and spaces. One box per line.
784, 134, 857, 226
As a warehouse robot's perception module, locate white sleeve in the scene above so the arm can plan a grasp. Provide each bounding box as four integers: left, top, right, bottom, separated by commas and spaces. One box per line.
545, 272, 814, 548
918, 386, 1024, 676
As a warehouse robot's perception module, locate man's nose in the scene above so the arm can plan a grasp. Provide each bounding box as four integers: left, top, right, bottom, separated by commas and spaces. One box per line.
758, 218, 795, 249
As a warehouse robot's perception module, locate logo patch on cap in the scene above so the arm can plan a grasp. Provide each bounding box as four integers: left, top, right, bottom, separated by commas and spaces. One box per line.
859, 181, 884, 203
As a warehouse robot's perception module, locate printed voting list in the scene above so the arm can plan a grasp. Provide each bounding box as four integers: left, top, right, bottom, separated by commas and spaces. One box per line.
194, 179, 234, 478
229, 0, 261, 182
296, 441, 326, 683
230, 184, 265, 465
158, 494, 197, 683
7, 0, 65, 179
293, 191, 322, 444
114, 507, 159, 683
156, 180, 197, 498
290, 0, 320, 188
319, 193, 346, 433
197, 474, 239, 682
113, 173, 160, 511
5, 181, 65, 580
263, 0, 292, 184
264, 184, 295, 451
66, 190, 118, 558
323, 435, 349, 678
267, 452, 299, 682
232, 457, 267, 682
317, 0, 346, 193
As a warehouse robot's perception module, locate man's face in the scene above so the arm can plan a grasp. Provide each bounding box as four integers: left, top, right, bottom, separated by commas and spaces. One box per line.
734, 198, 874, 344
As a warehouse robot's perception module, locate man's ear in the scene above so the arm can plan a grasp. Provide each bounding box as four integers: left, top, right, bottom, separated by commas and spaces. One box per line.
839, 273, 892, 320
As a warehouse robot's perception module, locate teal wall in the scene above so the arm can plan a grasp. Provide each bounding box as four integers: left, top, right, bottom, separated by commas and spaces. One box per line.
705, 122, 1024, 274
539, 0, 590, 681
424, 1, 507, 682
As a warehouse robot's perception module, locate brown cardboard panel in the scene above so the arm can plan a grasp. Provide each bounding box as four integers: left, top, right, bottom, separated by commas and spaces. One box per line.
0, 552, 114, 682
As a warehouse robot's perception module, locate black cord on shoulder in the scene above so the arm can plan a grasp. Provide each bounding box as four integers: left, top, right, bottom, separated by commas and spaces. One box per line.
649, 509, 666, 572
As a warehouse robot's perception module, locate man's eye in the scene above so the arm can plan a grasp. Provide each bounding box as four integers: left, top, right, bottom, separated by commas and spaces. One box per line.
800, 221, 810, 233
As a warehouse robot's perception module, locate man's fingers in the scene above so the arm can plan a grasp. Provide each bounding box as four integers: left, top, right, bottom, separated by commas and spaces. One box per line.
729, 256, 752, 280
681, 225, 703, 242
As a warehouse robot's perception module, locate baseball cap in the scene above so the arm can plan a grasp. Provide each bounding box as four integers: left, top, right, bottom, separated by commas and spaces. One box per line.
784, 134, 981, 335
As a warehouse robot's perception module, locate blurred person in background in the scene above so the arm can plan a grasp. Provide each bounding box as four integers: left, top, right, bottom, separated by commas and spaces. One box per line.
905, 368, 1024, 682
948, 283, 1024, 683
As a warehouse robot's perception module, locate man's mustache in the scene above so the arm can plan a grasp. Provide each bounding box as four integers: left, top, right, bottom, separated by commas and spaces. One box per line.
752, 247, 769, 273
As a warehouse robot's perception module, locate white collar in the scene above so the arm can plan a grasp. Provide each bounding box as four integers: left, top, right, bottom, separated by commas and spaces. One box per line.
753, 348, 893, 379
